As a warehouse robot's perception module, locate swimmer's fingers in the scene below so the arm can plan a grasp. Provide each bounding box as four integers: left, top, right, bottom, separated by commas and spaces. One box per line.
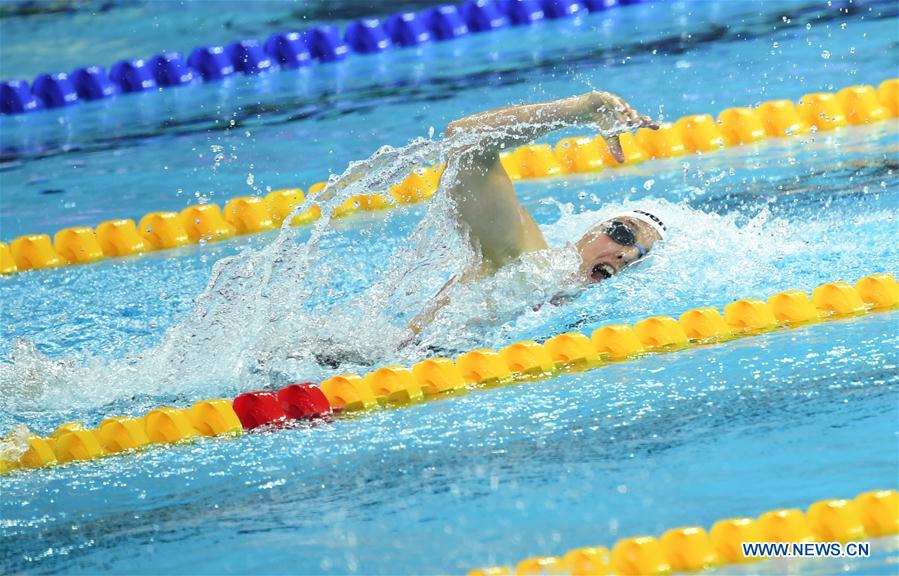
587, 91, 657, 134
599, 94, 629, 160
620, 100, 642, 125
609, 95, 656, 131
398, 330, 419, 350
641, 115, 660, 130
622, 112, 658, 132
605, 134, 625, 163
618, 101, 657, 131
607, 94, 634, 124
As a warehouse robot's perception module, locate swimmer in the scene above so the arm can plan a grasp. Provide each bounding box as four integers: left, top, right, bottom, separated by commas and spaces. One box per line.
409, 91, 665, 335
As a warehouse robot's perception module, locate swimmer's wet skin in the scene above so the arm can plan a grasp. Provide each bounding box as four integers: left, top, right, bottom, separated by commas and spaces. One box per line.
576, 210, 667, 282
409, 92, 662, 334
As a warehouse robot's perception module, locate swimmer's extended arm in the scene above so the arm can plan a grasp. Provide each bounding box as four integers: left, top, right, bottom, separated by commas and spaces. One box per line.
442, 92, 656, 272
404, 92, 656, 341
445, 91, 658, 163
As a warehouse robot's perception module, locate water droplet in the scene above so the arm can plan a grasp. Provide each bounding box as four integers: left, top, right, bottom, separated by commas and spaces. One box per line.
821, 50, 831, 60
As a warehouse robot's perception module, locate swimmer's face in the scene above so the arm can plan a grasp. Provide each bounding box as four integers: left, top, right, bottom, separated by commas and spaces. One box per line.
575, 216, 662, 283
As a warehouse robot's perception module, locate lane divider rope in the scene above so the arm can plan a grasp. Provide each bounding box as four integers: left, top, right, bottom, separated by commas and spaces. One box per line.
1, 273, 895, 475
0, 0, 643, 115
1, 79, 895, 276
466, 488, 899, 576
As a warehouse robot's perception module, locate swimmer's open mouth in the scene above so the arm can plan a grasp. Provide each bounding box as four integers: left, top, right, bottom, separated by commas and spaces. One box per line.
591, 263, 615, 281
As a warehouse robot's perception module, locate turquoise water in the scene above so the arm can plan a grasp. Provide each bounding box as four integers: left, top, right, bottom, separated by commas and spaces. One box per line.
1, 0, 898, 574
1, 315, 898, 574
2, 0, 896, 237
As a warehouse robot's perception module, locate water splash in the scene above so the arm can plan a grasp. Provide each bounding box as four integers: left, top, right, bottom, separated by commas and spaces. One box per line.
1, 117, 895, 423
0, 129, 475, 415
0, 424, 29, 461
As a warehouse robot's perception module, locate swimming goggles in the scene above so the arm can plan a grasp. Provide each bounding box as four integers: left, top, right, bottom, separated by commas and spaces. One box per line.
603, 220, 647, 257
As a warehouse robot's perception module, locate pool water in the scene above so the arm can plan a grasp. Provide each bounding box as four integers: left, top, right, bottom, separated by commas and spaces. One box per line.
2, 314, 898, 574
1, 0, 897, 574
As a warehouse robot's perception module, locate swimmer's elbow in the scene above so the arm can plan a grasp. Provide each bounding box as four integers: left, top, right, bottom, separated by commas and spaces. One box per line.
446, 120, 463, 137
447, 118, 482, 137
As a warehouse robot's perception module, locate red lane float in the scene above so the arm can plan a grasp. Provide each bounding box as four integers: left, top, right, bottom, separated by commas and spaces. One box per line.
277, 383, 332, 419
233, 391, 287, 429
234, 383, 333, 429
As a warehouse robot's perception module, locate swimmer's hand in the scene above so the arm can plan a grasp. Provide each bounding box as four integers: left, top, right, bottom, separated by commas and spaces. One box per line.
398, 329, 419, 350
576, 91, 659, 163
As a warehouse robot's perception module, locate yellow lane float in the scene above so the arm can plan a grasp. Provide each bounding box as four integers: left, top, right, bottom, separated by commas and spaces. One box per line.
469, 490, 898, 576
3, 79, 896, 276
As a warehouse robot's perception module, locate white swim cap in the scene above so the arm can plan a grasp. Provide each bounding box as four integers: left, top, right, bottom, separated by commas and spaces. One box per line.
620, 210, 667, 240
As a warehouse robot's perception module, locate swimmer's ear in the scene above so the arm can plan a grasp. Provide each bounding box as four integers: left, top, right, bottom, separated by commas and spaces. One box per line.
606, 134, 625, 163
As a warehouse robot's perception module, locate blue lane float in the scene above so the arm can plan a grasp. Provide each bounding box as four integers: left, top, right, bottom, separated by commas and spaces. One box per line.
227, 40, 274, 74
425, 5, 470, 40
542, 0, 588, 19
0, 0, 646, 115
0, 80, 42, 114
305, 25, 349, 62
345, 19, 392, 54
584, 0, 621, 8
71, 66, 118, 101
109, 59, 157, 93
500, 0, 546, 24
385, 12, 432, 47
461, 0, 510, 32
187, 46, 236, 81
149, 53, 194, 87
32, 73, 79, 108
264, 32, 311, 68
